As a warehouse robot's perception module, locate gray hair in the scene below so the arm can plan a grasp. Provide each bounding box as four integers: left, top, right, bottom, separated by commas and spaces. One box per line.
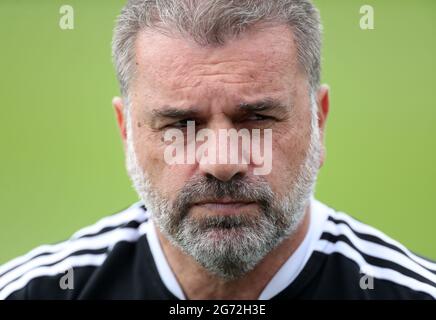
112, 0, 322, 101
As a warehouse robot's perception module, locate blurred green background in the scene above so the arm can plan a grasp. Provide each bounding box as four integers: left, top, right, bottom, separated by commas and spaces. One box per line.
0, 0, 435, 264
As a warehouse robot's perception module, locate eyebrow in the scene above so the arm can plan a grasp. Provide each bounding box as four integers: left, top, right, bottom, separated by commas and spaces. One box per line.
151, 107, 200, 119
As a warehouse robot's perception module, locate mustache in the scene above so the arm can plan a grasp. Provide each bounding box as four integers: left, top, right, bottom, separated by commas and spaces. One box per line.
172, 174, 275, 220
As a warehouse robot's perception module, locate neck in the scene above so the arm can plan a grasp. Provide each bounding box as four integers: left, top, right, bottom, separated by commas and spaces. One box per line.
155, 204, 311, 300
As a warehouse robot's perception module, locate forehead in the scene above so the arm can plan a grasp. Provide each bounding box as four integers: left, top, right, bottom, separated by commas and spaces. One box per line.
132, 24, 301, 107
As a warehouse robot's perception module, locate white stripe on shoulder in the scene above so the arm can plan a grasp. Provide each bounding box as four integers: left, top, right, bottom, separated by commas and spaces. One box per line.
323, 220, 436, 285
0, 202, 147, 277
0, 221, 150, 292
71, 202, 148, 239
0, 254, 107, 300
329, 210, 436, 272
314, 239, 436, 299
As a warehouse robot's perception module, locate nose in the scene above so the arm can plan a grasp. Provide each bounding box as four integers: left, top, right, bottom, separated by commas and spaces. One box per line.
199, 161, 248, 182
196, 123, 249, 182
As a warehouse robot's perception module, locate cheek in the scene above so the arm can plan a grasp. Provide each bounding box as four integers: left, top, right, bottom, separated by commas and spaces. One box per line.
156, 165, 196, 201
267, 123, 312, 196
134, 132, 162, 168
133, 131, 167, 187
134, 134, 195, 200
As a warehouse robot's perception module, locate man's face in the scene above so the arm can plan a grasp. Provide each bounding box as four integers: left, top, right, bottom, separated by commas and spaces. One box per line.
120, 24, 326, 279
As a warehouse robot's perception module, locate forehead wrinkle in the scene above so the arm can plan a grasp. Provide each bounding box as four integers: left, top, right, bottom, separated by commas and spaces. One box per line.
134, 25, 298, 86
158, 61, 296, 94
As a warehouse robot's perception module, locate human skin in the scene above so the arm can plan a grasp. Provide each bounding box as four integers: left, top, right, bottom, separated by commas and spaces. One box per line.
113, 24, 329, 299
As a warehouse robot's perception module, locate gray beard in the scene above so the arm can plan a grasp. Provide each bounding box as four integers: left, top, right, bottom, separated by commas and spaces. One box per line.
125, 109, 321, 280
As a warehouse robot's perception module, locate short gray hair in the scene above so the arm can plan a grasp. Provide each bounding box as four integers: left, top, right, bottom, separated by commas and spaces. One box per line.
112, 0, 322, 100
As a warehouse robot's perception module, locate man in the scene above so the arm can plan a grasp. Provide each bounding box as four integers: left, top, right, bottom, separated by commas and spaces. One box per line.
1, 0, 435, 300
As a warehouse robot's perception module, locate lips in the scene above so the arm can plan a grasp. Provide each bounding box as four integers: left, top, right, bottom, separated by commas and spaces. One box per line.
192, 198, 257, 216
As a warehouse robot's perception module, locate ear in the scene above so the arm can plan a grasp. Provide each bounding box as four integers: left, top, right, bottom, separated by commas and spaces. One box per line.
113, 97, 127, 148
316, 84, 330, 167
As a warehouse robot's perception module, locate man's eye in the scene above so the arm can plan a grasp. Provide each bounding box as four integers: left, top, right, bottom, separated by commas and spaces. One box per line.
168, 119, 195, 128
245, 114, 273, 122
